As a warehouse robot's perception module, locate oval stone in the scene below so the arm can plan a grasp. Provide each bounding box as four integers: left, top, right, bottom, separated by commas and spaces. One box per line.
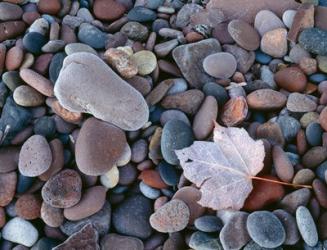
13, 85, 45, 107
286, 93, 317, 113
260, 28, 288, 58
228, 19, 260, 51
75, 117, 127, 176
161, 120, 194, 165
54, 52, 149, 131
274, 66, 307, 92
254, 10, 285, 36
18, 135, 52, 177
246, 89, 287, 110
0, 2, 23, 21
23, 32, 47, 54
64, 186, 107, 221
203, 52, 237, 79
41, 169, 82, 208
296, 206, 318, 247
131, 50, 157, 76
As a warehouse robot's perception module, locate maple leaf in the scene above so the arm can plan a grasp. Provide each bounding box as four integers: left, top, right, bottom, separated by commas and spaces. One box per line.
175, 124, 265, 211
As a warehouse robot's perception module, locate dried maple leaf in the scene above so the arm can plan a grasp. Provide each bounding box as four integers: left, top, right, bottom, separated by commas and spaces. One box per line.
175, 124, 265, 210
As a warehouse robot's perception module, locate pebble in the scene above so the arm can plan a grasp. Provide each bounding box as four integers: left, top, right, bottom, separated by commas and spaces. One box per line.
202, 82, 228, 106
118, 164, 137, 185
6, 46, 23, 71
60, 202, 111, 236
274, 66, 307, 92
154, 39, 179, 58
100, 234, 144, 250
37, 0, 61, 15
312, 179, 327, 208
65, 43, 97, 55
0, 147, 19, 173
139, 181, 161, 199
53, 224, 99, 250
41, 169, 82, 208
15, 194, 42, 220
0, 172, 16, 206
131, 50, 157, 76
273, 209, 300, 245
0, 2, 23, 21
13, 85, 45, 107
317, 56, 327, 73
260, 28, 288, 58
301, 112, 319, 128
193, 96, 218, 139
293, 169, 315, 185
273, 145, 294, 182
175, 3, 203, 28
32, 238, 60, 250
150, 199, 190, 233
172, 38, 221, 88
75, 117, 127, 176
228, 19, 260, 51
296, 206, 318, 247
78, 23, 106, 49
246, 89, 287, 110
112, 195, 153, 239
54, 52, 149, 131
160, 110, 190, 127
18, 135, 52, 177
64, 186, 107, 221
189, 231, 222, 250
256, 51, 272, 64
172, 186, 205, 224
161, 89, 204, 115
254, 10, 285, 36
139, 169, 167, 189
23, 32, 47, 54
246, 211, 286, 248
93, 0, 126, 21
287, 93, 317, 113
158, 162, 179, 186
20, 69, 54, 97
280, 188, 311, 213
128, 6, 157, 22
41, 202, 64, 228
0, 21, 26, 42
283, 10, 296, 28
302, 146, 327, 168
277, 115, 301, 142
121, 21, 149, 42
16, 173, 33, 195
100, 166, 119, 189
194, 215, 222, 233
203, 52, 237, 79
319, 107, 327, 131
219, 212, 250, 250
221, 96, 248, 127
2, 217, 38, 247
161, 120, 194, 165
299, 28, 327, 56
306, 122, 323, 146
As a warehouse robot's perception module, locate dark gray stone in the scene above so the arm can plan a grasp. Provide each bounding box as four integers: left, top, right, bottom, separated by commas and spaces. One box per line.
78, 23, 107, 49
127, 7, 157, 22
299, 28, 327, 56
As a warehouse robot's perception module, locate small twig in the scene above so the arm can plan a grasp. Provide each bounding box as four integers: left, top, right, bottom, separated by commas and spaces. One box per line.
251, 176, 312, 189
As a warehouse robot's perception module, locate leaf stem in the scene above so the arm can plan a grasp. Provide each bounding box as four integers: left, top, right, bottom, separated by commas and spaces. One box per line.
250, 176, 312, 189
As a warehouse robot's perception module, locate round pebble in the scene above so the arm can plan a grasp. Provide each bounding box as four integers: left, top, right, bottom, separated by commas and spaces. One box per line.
23, 32, 47, 54
194, 215, 223, 233
131, 50, 157, 76
275, 66, 307, 92
296, 206, 318, 247
260, 28, 287, 58
203, 52, 237, 79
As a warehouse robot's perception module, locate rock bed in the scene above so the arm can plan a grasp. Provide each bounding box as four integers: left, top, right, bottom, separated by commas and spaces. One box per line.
0, 0, 327, 249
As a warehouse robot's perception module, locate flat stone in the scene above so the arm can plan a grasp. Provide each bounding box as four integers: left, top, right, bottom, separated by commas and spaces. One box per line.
20, 69, 54, 97
60, 202, 111, 236
189, 231, 223, 250
41, 169, 82, 208
219, 212, 250, 250
221, 96, 248, 127
131, 50, 157, 76
2, 217, 38, 247
78, 23, 107, 49
299, 28, 327, 56
302, 146, 327, 168
246, 89, 286, 110
121, 22, 149, 42
202, 82, 228, 106
160, 110, 190, 127
172, 38, 221, 88
13, 85, 45, 107
273, 209, 300, 245
100, 166, 119, 189
146, 79, 173, 106
53, 224, 99, 250
260, 28, 288, 58
18, 135, 52, 177
246, 211, 286, 248
161, 120, 194, 165
64, 186, 107, 221
207, 0, 299, 24
150, 199, 190, 233
75, 117, 127, 176
280, 188, 311, 213
65, 43, 97, 55
274, 66, 307, 92
112, 195, 153, 239
0, 147, 19, 173
223, 44, 255, 74
23, 32, 47, 55
289, 44, 311, 64
0, 21, 26, 42
203, 52, 237, 79
293, 169, 315, 185
15, 194, 42, 220
127, 6, 157, 22
54, 52, 149, 131
161, 90, 204, 115
175, 3, 203, 28
0, 172, 16, 206
194, 215, 223, 233
41, 202, 64, 228
287, 93, 317, 112
256, 121, 285, 146
228, 19, 260, 51
273, 145, 294, 182
93, 0, 126, 21
296, 206, 318, 247
276, 115, 301, 142
254, 10, 285, 36
37, 0, 61, 15
283, 10, 296, 29
0, 2, 23, 21
100, 234, 144, 250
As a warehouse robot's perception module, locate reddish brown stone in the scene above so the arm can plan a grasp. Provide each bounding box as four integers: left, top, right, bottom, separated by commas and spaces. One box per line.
243, 176, 285, 211
296, 129, 308, 155
0, 172, 16, 206
38, 0, 61, 15
256, 121, 285, 146
41, 202, 64, 228
185, 32, 204, 43
139, 170, 168, 189
19, 69, 54, 97
172, 186, 205, 224
51, 100, 83, 124
22, 11, 40, 25
288, 4, 314, 42
319, 107, 327, 132
0, 43, 6, 75
274, 66, 307, 92
313, 179, 327, 209
60, 24, 77, 44
33, 53, 53, 75
247, 89, 287, 110
15, 194, 42, 220
5, 46, 23, 71
93, 0, 126, 21
272, 145, 294, 182
221, 96, 248, 127
0, 21, 26, 42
